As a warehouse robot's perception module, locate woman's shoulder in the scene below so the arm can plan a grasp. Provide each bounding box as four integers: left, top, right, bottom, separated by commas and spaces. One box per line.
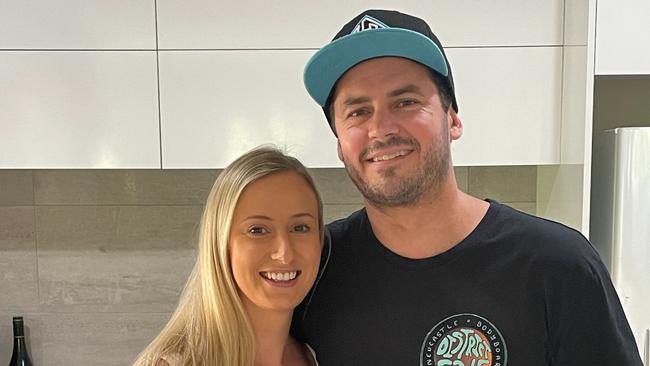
156, 353, 182, 366
303, 343, 319, 366
285, 337, 318, 366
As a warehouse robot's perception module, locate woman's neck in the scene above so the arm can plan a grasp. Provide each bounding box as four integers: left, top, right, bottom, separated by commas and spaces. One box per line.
245, 304, 296, 366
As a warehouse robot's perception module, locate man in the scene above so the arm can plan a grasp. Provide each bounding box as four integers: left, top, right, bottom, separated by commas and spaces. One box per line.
291, 9, 642, 366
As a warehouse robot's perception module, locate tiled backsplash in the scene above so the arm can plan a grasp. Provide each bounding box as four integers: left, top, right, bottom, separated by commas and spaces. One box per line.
0, 167, 536, 365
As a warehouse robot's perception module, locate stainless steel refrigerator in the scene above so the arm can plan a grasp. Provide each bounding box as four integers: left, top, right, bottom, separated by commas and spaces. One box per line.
591, 127, 650, 364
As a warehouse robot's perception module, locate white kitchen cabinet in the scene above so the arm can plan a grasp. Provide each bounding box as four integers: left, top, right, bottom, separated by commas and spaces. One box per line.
0, 51, 160, 168
158, 50, 338, 168
450, 47, 563, 166
0, 0, 156, 49
0, 0, 568, 168
159, 47, 562, 168
595, 0, 650, 74
156, 0, 563, 49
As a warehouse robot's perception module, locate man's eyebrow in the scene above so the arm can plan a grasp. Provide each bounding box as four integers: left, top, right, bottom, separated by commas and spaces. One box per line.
339, 84, 423, 107
341, 96, 371, 107
388, 84, 423, 97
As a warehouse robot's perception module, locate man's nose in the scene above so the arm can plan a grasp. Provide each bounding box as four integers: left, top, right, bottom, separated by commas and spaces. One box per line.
368, 106, 399, 139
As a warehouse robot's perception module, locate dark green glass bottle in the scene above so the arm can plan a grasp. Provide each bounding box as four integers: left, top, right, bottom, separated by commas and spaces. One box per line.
9, 317, 33, 366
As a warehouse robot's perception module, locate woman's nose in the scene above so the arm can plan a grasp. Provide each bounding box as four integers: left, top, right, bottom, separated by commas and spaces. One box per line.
270, 234, 294, 264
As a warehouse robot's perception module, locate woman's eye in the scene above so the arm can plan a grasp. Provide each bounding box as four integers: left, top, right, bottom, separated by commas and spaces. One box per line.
291, 224, 311, 233
248, 226, 269, 235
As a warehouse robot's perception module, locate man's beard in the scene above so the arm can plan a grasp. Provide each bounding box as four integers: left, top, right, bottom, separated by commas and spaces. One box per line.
343, 127, 451, 208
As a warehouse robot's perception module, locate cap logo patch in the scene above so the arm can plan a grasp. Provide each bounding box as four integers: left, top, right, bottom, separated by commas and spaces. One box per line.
351, 15, 388, 34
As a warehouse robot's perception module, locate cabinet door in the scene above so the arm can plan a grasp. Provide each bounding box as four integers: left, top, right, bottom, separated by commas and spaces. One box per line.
158, 50, 338, 168
0, 1, 155, 49
156, 0, 563, 49
450, 47, 562, 166
159, 47, 562, 168
596, 0, 650, 74
0, 52, 160, 168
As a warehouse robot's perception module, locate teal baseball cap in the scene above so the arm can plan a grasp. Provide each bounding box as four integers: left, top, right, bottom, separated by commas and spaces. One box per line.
304, 9, 458, 133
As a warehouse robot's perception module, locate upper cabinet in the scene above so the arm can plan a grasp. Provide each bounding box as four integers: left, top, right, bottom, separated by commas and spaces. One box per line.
0, 1, 156, 49
1, 0, 567, 168
0, 1, 159, 169
156, 0, 563, 48
156, 0, 565, 168
0, 51, 161, 169
595, 0, 650, 74
158, 50, 339, 168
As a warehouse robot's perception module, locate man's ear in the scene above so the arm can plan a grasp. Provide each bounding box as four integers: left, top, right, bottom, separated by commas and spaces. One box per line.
448, 109, 463, 142
337, 140, 344, 162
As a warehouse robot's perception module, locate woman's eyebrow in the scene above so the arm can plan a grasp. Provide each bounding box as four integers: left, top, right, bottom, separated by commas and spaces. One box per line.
243, 215, 273, 221
291, 213, 316, 219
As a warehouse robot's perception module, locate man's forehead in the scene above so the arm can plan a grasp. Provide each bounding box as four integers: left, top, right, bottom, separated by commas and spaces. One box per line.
332, 58, 436, 102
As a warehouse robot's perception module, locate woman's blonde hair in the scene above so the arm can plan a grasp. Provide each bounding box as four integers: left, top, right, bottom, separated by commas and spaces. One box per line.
132, 146, 324, 366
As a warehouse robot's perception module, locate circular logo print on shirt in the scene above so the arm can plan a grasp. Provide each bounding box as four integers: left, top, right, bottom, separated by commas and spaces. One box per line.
420, 313, 507, 366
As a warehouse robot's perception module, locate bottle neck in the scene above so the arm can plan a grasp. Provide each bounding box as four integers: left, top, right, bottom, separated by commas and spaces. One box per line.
13, 323, 24, 337
13, 334, 27, 353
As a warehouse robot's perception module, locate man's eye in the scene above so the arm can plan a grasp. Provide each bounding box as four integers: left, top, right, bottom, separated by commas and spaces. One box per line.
248, 226, 269, 235
398, 99, 418, 107
348, 109, 369, 118
291, 224, 311, 233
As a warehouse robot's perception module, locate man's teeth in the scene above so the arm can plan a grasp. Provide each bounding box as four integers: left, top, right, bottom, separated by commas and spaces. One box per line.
371, 150, 409, 162
261, 271, 298, 281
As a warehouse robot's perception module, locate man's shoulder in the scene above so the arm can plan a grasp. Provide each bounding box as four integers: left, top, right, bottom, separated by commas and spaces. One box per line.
491, 201, 601, 269
326, 207, 367, 240
492, 201, 585, 242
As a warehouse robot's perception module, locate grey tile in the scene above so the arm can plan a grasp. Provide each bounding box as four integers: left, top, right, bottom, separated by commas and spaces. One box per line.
0, 170, 33, 206
22, 312, 171, 366
454, 166, 469, 192
0, 312, 11, 362
0, 252, 39, 310
468, 166, 537, 202
34, 170, 220, 205
0, 206, 35, 250
38, 253, 194, 312
0, 207, 38, 310
505, 202, 537, 216
324, 204, 364, 224
309, 168, 363, 205
36, 205, 203, 254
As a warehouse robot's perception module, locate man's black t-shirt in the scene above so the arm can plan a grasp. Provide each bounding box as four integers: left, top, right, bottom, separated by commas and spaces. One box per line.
292, 201, 641, 365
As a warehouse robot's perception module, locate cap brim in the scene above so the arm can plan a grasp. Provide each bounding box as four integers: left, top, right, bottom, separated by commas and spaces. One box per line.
304, 28, 449, 107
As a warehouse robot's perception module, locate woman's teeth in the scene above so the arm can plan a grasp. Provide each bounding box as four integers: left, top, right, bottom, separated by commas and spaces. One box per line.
261, 271, 298, 281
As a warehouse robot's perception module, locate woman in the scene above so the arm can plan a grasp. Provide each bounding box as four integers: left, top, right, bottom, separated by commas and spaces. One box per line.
132, 146, 323, 366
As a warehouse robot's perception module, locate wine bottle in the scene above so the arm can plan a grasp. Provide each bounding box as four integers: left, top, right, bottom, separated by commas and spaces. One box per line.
9, 317, 33, 366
